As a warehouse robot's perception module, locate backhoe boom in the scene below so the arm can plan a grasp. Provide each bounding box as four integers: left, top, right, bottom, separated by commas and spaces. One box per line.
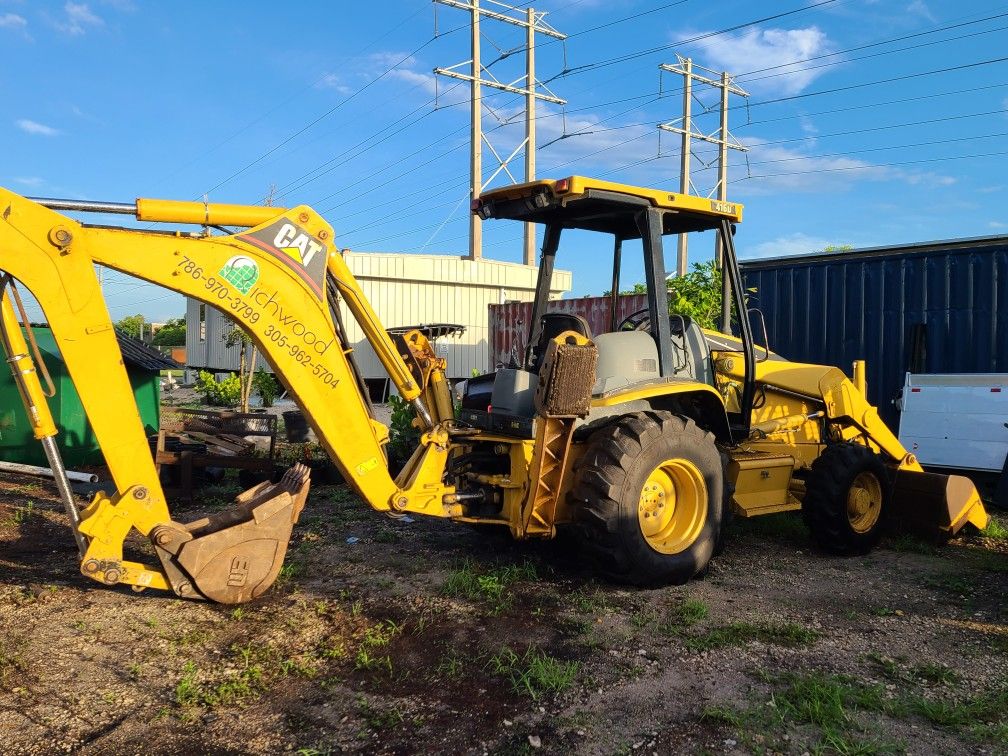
0, 189, 454, 601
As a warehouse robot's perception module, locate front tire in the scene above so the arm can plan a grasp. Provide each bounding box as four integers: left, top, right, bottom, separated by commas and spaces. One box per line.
802, 442, 890, 555
571, 411, 724, 586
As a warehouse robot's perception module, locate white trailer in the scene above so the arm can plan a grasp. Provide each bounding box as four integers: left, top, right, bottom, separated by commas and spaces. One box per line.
897, 372, 1008, 474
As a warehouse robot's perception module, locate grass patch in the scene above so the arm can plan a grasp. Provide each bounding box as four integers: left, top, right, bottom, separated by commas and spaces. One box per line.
707, 668, 1008, 752
5, 501, 36, 526
352, 619, 401, 677
912, 662, 959, 687
487, 646, 579, 700
568, 587, 611, 615
888, 533, 940, 555
631, 597, 710, 637
442, 561, 537, 611
686, 621, 819, 651
357, 695, 404, 730
981, 516, 1008, 540
675, 598, 709, 626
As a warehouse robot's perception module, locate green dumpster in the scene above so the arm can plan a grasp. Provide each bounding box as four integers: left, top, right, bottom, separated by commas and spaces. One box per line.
0, 326, 178, 468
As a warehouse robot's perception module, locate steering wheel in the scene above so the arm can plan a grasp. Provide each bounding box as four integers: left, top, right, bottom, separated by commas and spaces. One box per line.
616, 307, 651, 332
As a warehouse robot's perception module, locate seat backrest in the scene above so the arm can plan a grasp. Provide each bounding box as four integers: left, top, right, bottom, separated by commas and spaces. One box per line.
668, 315, 714, 385
592, 331, 661, 395
532, 311, 592, 372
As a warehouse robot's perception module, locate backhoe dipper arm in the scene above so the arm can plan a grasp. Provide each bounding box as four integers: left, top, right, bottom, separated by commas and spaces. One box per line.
0, 188, 454, 600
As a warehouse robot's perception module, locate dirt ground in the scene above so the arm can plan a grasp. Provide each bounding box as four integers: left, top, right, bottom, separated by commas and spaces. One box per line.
0, 470, 1005, 756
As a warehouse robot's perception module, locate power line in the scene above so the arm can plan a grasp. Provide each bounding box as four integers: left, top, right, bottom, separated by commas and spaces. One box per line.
197, 24, 473, 199
734, 148, 1008, 182
544, 0, 844, 81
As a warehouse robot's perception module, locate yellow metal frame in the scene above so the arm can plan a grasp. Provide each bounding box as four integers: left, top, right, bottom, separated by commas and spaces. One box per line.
478, 175, 744, 223
0, 188, 456, 593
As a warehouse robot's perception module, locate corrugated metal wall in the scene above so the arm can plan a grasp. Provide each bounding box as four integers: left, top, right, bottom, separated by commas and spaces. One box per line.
488, 293, 648, 367
741, 236, 1008, 425
186, 252, 572, 380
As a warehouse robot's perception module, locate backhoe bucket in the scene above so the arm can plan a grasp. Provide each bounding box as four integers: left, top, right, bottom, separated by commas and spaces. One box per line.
890, 468, 989, 540
152, 464, 311, 604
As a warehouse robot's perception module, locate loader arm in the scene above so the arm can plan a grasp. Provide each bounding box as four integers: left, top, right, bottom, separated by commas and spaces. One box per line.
717, 355, 989, 534
0, 188, 454, 601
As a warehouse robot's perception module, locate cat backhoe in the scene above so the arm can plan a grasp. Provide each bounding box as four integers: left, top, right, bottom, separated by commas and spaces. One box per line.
0, 177, 988, 603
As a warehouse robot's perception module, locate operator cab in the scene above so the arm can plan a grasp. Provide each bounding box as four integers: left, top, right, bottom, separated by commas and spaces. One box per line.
460, 176, 756, 442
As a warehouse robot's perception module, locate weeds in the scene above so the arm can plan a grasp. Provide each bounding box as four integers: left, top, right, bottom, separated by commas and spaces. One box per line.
912, 663, 959, 687
357, 696, 404, 730
487, 646, 579, 700
6, 501, 36, 526
686, 621, 819, 651
981, 516, 1008, 540
442, 561, 537, 612
353, 619, 400, 677
436, 651, 465, 680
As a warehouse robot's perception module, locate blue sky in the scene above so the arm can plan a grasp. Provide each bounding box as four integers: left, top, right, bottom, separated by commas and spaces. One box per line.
3, 0, 1007, 321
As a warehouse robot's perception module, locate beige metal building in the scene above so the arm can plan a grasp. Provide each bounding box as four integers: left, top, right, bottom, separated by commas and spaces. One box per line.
185, 251, 571, 391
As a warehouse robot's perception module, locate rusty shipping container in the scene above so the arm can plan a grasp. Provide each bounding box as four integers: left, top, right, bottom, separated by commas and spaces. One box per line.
741, 235, 1008, 426
488, 293, 648, 368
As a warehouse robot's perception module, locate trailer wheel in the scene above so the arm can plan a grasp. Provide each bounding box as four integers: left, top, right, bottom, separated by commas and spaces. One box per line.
802, 442, 890, 555
571, 411, 724, 585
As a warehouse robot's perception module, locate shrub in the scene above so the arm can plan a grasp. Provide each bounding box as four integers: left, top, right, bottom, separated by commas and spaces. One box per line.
387, 394, 419, 469
251, 370, 280, 408
196, 370, 242, 407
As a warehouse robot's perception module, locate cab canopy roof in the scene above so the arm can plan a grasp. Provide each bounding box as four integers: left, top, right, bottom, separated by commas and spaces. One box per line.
473, 176, 743, 239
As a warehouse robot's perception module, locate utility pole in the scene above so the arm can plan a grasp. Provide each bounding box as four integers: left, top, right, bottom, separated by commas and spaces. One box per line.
434, 0, 566, 262
524, 7, 536, 265
658, 55, 749, 276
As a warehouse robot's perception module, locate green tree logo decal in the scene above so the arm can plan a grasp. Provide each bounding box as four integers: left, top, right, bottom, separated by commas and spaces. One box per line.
219, 256, 259, 295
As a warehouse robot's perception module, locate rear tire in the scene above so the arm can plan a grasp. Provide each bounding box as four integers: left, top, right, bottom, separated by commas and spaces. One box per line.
802, 442, 890, 555
571, 411, 724, 585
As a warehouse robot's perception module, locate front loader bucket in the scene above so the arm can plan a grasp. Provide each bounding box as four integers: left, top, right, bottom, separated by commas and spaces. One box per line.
890, 468, 989, 540
152, 464, 311, 604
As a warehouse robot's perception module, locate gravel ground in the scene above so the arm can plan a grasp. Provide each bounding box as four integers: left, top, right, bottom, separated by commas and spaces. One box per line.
0, 469, 1005, 755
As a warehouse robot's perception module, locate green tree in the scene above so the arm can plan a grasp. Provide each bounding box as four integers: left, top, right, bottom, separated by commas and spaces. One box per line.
819, 244, 854, 253
115, 314, 145, 340
152, 317, 186, 347
619, 260, 724, 330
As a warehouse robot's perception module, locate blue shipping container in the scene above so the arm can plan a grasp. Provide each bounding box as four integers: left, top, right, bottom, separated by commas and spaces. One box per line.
740, 235, 1008, 426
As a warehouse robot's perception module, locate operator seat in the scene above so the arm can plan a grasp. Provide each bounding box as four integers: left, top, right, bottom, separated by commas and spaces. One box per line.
531, 311, 592, 372
669, 314, 714, 385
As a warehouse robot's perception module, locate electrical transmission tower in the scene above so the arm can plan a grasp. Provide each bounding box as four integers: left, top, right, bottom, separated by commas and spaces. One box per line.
658, 54, 749, 277
434, 0, 566, 263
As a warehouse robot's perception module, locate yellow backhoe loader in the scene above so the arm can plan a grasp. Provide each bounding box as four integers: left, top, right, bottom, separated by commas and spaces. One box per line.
0, 176, 989, 603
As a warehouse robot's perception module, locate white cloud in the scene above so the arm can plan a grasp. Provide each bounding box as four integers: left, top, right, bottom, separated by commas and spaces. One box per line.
14, 176, 45, 188
989, 221, 1008, 230
315, 73, 351, 94
733, 139, 956, 194
0, 13, 26, 29
388, 68, 438, 95
905, 1, 936, 22
687, 26, 836, 95
370, 51, 416, 68
16, 118, 60, 136
55, 2, 103, 36
747, 232, 833, 259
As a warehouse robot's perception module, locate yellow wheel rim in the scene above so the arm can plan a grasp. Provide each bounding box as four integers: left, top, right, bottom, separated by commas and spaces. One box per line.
847, 471, 883, 534
637, 458, 708, 554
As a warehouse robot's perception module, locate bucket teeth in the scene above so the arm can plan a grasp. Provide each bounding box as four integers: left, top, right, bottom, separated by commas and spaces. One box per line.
153, 463, 312, 604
